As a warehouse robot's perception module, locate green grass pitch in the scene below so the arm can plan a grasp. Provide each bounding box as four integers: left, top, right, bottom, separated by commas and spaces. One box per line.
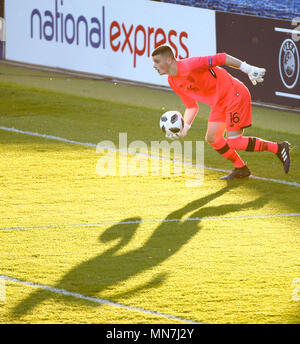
0, 64, 299, 324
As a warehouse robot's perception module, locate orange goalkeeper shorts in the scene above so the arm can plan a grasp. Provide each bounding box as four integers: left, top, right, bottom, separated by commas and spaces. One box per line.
209, 81, 252, 131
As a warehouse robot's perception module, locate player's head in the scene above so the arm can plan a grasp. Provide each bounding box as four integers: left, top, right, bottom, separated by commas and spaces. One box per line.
152, 44, 176, 75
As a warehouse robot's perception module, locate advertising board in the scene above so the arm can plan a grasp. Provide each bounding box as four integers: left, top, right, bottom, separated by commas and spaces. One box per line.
5, 0, 216, 86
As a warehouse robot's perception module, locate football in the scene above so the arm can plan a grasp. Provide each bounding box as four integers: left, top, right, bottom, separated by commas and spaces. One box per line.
160, 110, 184, 136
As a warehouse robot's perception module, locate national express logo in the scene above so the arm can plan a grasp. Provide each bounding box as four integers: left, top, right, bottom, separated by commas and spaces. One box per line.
30, 0, 189, 68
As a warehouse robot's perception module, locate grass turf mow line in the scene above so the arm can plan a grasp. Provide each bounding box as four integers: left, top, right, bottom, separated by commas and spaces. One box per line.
0, 125, 299, 188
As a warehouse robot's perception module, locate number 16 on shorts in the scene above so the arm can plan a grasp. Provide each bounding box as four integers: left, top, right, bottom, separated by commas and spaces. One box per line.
230, 112, 240, 124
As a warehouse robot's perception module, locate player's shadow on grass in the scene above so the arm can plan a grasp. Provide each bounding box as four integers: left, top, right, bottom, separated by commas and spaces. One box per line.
11, 182, 268, 318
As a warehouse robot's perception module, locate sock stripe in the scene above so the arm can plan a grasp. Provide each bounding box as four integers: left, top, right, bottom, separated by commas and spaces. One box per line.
281, 150, 287, 161
246, 137, 256, 152
216, 143, 230, 155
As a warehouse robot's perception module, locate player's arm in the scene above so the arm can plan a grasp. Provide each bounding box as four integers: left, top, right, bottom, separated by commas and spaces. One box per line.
224, 54, 266, 85
166, 106, 198, 140
167, 79, 199, 138
167, 79, 198, 139
224, 54, 243, 69
181, 107, 198, 136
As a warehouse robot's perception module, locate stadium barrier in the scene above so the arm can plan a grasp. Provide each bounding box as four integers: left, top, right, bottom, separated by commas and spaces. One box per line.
4, 0, 215, 87
216, 12, 300, 107
0, 18, 5, 59
0, 0, 4, 59
3, 0, 300, 108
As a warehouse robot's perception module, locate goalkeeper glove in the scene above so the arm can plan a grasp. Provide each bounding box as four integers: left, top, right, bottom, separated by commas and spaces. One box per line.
166, 123, 191, 140
240, 61, 266, 85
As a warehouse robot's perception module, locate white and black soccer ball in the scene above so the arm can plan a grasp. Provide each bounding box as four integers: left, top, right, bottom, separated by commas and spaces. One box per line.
159, 110, 184, 136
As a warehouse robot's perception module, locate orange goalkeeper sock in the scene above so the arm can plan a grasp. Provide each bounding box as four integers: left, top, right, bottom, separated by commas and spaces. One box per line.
227, 136, 279, 154
210, 137, 246, 168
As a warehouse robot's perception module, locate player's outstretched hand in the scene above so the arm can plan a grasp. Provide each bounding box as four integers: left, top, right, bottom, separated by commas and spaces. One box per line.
240, 62, 266, 85
248, 66, 266, 85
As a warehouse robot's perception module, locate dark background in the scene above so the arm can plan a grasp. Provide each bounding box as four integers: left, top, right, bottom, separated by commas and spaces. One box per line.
216, 12, 300, 108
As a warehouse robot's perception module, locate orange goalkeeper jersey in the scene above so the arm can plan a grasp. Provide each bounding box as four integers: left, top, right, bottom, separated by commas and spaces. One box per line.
168, 53, 242, 109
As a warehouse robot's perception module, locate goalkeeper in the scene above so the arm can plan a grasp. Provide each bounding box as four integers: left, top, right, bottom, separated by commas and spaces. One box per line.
152, 44, 290, 179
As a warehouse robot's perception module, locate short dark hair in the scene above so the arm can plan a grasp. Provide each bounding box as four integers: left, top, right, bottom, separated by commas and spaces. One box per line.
151, 44, 175, 59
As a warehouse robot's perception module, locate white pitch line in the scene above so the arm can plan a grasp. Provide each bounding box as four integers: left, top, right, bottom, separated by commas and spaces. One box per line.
0, 274, 202, 324
0, 126, 299, 188
1, 213, 300, 232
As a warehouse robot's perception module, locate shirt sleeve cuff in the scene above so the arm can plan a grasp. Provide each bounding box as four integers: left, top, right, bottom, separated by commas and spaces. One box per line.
215, 53, 227, 66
